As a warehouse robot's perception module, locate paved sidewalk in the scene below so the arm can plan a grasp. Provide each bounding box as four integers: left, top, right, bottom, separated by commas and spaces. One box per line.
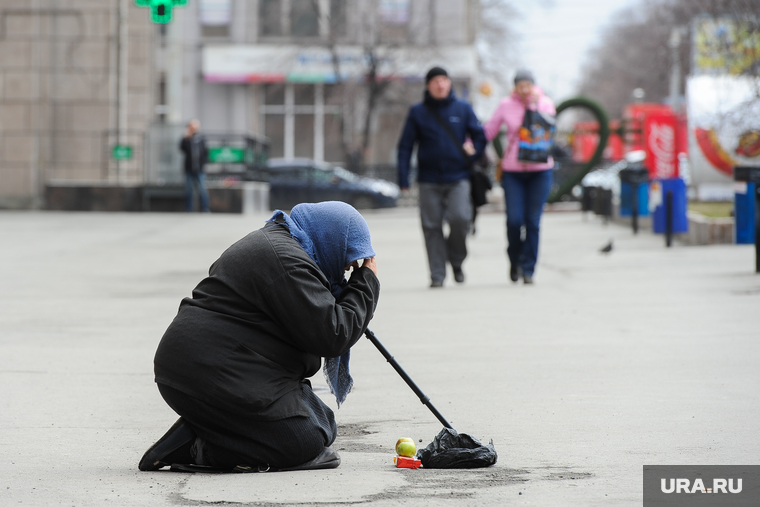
0, 208, 758, 506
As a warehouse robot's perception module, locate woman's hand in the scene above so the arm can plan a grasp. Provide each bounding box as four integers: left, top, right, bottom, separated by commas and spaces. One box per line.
345, 257, 377, 276
362, 257, 377, 276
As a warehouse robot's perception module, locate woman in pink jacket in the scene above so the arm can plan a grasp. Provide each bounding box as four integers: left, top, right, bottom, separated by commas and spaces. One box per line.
484, 70, 556, 284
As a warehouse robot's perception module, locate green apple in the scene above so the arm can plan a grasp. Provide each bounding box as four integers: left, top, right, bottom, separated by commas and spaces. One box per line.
395, 437, 416, 457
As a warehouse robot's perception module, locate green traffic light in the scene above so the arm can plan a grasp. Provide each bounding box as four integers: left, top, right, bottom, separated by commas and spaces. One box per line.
135, 0, 187, 24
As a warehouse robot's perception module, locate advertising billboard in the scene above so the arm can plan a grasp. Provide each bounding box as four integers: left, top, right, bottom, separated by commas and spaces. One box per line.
687, 75, 760, 199
692, 17, 760, 76
644, 113, 680, 180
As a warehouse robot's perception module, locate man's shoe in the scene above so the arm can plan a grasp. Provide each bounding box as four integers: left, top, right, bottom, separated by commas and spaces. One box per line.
509, 265, 520, 282
453, 267, 465, 283
430, 279, 444, 288
138, 418, 196, 471
523, 273, 534, 285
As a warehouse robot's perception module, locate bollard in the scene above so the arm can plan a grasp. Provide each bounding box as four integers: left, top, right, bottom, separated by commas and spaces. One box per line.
599, 188, 613, 224
665, 190, 673, 248
581, 186, 595, 214
756, 184, 760, 273
733, 166, 760, 271
631, 182, 639, 235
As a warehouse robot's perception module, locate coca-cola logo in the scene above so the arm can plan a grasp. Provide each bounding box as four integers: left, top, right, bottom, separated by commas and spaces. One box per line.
648, 122, 676, 178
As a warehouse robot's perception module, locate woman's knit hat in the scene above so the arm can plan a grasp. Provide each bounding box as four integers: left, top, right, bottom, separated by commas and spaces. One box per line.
514, 69, 535, 85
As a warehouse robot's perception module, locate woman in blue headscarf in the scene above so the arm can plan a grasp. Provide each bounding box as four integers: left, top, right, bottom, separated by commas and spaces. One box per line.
139, 201, 379, 473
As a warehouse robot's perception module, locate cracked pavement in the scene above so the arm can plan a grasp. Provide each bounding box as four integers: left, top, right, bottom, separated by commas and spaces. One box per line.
1, 207, 758, 506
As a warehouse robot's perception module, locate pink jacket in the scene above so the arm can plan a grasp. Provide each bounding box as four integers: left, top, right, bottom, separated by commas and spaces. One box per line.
484, 88, 556, 172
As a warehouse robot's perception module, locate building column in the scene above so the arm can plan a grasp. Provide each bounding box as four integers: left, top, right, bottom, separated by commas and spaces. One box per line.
314, 83, 324, 162
284, 84, 294, 158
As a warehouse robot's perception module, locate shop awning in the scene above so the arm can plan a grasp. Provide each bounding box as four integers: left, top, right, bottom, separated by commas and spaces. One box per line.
202, 44, 477, 83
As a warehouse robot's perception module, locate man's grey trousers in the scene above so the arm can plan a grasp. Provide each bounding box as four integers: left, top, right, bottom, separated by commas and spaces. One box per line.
418, 179, 472, 283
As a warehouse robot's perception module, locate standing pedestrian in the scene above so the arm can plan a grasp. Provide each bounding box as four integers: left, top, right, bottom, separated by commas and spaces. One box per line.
179, 119, 210, 213
397, 66, 487, 288
483, 70, 556, 285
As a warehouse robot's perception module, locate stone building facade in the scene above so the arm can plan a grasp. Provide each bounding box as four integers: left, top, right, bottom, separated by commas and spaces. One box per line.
0, 0, 479, 209
0, 0, 155, 208
190, 0, 480, 169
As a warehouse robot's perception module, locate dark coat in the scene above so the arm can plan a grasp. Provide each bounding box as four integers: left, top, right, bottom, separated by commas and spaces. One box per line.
179, 134, 208, 174
153, 222, 380, 420
397, 90, 487, 189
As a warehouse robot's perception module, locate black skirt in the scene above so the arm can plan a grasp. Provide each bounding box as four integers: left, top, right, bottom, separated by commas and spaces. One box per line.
157, 381, 337, 469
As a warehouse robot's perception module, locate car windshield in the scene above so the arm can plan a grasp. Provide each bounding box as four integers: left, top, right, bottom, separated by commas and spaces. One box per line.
331, 166, 358, 182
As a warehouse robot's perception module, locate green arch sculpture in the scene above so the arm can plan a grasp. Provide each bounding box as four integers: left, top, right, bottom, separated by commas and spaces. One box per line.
547, 97, 610, 203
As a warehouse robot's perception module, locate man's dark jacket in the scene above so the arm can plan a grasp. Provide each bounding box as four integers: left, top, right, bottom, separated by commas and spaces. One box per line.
179, 134, 208, 174
397, 90, 487, 189
154, 222, 380, 420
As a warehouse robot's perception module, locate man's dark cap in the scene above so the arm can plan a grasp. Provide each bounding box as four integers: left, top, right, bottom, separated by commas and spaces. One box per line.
514, 69, 535, 85
425, 66, 449, 83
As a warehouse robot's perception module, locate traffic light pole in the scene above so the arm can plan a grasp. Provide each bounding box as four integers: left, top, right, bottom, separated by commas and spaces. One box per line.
116, 0, 128, 182
167, 10, 183, 124
136, 1, 188, 24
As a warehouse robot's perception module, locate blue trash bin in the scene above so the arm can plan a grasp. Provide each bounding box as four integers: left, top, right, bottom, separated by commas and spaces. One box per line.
652, 178, 688, 234
734, 181, 756, 244
620, 181, 650, 217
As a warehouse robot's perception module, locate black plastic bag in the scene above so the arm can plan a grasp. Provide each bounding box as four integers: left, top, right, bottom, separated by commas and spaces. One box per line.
417, 428, 497, 469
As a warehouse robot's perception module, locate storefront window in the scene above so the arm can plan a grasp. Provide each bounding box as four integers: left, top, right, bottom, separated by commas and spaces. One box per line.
294, 114, 315, 158
264, 84, 285, 105
378, 0, 409, 43
379, 0, 409, 24
324, 84, 344, 106
264, 114, 285, 158
294, 84, 314, 105
324, 113, 344, 163
199, 0, 231, 37
260, 83, 342, 163
259, 0, 282, 36
290, 0, 319, 37
329, 0, 347, 37
259, 0, 336, 39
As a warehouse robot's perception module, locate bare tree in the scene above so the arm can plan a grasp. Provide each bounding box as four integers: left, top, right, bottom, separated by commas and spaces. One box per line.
312, 1, 398, 170
314, 1, 503, 171
577, 0, 760, 118
478, 0, 521, 92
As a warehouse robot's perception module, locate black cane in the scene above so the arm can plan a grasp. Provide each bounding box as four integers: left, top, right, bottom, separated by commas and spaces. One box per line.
365, 328, 454, 430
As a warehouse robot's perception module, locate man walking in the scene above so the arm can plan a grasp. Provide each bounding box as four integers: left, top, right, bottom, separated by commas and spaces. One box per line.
397, 67, 486, 287
179, 119, 210, 213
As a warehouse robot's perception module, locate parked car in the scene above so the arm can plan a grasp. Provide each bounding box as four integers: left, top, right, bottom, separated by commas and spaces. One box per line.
266, 158, 400, 210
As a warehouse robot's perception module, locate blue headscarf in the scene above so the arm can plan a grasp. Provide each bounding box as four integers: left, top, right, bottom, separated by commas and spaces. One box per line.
268, 202, 376, 407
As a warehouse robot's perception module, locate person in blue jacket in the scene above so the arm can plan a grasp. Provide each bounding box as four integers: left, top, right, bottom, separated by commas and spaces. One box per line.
397, 66, 487, 288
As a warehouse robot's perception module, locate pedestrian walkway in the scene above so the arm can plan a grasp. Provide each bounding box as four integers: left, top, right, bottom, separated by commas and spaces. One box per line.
0, 208, 757, 506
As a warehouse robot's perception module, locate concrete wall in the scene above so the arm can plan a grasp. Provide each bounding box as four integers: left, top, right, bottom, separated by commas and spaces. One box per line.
0, 0, 154, 209
44, 182, 263, 214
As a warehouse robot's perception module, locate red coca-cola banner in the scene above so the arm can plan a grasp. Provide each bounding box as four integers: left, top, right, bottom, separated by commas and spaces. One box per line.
644, 113, 679, 179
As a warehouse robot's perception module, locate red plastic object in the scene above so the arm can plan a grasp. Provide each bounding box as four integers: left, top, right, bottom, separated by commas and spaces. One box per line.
394, 456, 421, 469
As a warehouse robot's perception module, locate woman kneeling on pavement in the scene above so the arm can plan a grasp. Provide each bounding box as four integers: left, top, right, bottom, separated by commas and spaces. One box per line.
139, 201, 380, 472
